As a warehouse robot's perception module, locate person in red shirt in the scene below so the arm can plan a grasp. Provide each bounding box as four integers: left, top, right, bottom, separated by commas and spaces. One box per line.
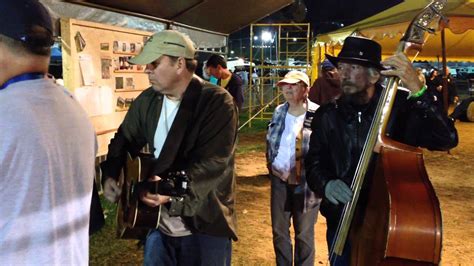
308, 59, 341, 105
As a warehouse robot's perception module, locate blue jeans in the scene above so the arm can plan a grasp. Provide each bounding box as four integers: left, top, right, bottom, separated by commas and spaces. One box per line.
144, 229, 232, 266
271, 177, 319, 266
197, 233, 232, 266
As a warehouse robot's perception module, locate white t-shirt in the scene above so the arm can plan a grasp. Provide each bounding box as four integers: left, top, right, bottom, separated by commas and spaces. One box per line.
153, 96, 192, 237
272, 112, 305, 181
0, 78, 97, 264
154, 96, 181, 159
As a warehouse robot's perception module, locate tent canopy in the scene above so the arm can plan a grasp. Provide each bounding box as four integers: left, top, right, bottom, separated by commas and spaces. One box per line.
65, 0, 294, 34
315, 0, 474, 62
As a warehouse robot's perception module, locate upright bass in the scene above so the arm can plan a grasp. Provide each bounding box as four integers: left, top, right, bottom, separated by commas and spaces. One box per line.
330, 1, 448, 265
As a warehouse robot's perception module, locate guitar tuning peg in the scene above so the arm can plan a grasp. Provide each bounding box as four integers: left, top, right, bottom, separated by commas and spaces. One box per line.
438, 15, 449, 29
432, 0, 446, 12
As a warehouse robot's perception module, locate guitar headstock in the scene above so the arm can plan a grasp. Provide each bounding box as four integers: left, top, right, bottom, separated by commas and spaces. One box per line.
400, 0, 448, 52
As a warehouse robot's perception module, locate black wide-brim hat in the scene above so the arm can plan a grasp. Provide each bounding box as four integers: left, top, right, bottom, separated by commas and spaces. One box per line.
326, 36, 385, 70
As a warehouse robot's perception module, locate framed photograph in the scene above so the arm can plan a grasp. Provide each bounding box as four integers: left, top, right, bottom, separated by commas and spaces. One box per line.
135, 42, 143, 53
100, 43, 110, 51
113, 58, 120, 71
118, 57, 125, 70
118, 56, 133, 70
126, 77, 134, 89
116, 97, 126, 108
113, 41, 119, 52
126, 56, 133, 70
115, 77, 124, 90
100, 57, 112, 79
125, 98, 134, 108
74, 32, 86, 52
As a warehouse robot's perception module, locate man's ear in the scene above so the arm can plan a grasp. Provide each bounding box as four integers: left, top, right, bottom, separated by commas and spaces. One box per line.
176, 57, 186, 72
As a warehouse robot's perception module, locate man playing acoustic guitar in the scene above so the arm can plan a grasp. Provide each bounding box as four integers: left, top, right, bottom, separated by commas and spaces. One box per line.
101, 30, 238, 265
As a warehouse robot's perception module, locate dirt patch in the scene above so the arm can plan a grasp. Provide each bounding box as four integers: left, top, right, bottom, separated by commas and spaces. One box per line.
232, 123, 474, 265
90, 122, 474, 265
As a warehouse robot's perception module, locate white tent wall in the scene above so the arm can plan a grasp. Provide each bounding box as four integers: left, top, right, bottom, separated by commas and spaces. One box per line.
40, 0, 166, 36
39, 0, 227, 50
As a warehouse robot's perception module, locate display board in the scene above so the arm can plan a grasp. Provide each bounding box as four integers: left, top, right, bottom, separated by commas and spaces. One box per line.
61, 18, 152, 155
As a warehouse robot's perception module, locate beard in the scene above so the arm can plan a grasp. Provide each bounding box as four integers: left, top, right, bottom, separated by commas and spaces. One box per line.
342, 81, 370, 105
342, 80, 364, 94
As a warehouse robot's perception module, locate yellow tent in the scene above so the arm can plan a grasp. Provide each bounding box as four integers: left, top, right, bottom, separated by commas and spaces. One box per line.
311, 0, 474, 81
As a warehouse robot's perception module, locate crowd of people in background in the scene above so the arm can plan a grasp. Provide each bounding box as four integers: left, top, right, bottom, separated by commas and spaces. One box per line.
198, 55, 473, 121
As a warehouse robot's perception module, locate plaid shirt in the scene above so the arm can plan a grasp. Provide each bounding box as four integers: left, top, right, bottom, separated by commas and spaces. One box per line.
266, 100, 321, 212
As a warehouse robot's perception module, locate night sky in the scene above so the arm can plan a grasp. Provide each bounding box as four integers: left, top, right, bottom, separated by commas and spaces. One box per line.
304, 0, 403, 34
227, 0, 404, 59
230, 0, 403, 39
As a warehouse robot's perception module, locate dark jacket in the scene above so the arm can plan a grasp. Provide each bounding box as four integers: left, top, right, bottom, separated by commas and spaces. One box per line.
101, 77, 239, 240
305, 84, 458, 224
220, 73, 244, 111
426, 75, 444, 109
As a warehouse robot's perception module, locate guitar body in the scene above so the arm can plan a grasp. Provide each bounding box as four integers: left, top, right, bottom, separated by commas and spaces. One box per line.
116, 153, 160, 239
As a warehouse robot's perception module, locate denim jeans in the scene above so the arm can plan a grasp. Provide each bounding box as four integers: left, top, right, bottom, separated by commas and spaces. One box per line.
144, 229, 200, 266
197, 233, 232, 266
271, 177, 319, 266
144, 229, 232, 266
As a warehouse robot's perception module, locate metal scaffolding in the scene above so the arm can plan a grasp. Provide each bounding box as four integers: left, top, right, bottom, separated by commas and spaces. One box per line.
240, 23, 311, 129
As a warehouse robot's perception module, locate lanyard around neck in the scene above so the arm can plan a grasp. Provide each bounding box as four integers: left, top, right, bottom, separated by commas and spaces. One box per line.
0, 73, 44, 91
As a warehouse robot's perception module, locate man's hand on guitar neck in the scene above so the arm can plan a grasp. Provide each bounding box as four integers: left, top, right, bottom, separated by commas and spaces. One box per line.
104, 177, 121, 203
381, 52, 424, 94
139, 175, 171, 207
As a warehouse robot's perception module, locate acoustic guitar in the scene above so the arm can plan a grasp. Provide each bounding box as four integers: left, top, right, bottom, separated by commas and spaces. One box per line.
116, 153, 190, 239
116, 152, 158, 239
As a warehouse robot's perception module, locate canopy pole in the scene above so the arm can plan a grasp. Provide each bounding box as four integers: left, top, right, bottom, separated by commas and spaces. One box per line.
441, 28, 448, 114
